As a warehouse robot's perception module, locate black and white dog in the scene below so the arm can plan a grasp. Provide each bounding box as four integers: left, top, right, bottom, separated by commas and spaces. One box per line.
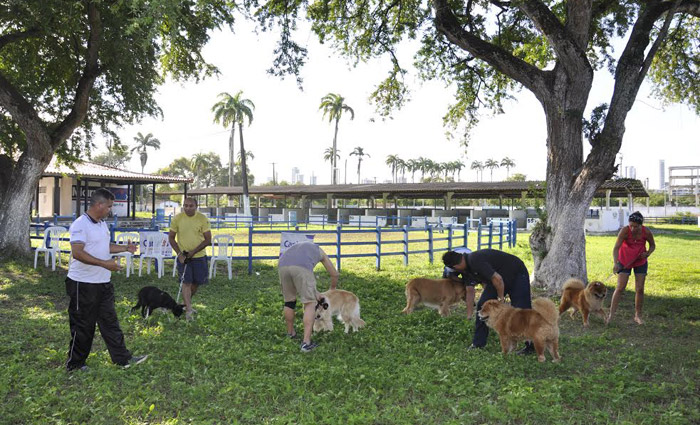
131, 286, 186, 319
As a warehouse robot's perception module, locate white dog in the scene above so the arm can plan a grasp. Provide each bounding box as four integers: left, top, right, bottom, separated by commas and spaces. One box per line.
314, 289, 366, 333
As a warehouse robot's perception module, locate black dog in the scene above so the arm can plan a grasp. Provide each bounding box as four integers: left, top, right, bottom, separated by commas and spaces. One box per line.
131, 286, 186, 319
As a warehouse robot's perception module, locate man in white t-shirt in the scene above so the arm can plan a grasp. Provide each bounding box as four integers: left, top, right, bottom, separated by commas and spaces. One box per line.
65, 188, 147, 371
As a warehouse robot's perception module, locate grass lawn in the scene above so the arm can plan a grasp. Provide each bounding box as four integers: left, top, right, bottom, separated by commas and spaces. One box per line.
2, 225, 698, 424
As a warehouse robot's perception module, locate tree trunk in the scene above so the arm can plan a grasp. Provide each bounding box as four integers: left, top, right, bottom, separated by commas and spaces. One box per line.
332, 118, 339, 184
228, 125, 236, 207
0, 155, 49, 258
238, 122, 251, 216
529, 87, 599, 290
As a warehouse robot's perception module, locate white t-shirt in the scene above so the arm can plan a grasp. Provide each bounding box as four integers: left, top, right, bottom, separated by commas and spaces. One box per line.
67, 214, 112, 283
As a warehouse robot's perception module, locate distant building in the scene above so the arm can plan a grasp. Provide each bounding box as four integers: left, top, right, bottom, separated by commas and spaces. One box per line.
668, 165, 700, 201
298, 174, 305, 185
659, 160, 665, 190
310, 173, 317, 185
291, 167, 300, 184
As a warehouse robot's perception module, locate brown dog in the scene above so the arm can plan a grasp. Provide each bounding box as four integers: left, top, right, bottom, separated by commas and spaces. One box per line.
558, 278, 607, 327
478, 298, 560, 363
402, 278, 467, 317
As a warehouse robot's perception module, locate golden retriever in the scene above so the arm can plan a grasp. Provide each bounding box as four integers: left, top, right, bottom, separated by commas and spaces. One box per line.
478, 298, 560, 363
558, 278, 607, 327
314, 289, 366, 333
402, 278, 468, 317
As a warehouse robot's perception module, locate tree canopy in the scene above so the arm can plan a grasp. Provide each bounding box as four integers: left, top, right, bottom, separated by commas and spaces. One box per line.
0, 0, 235, 256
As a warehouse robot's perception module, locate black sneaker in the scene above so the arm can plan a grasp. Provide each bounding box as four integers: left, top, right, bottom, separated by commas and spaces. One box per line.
467, 344, 484, 351
124, 354, 149, 368
300, 342, 318, 353
516, 344, 536, 355
68, 365, 89, 372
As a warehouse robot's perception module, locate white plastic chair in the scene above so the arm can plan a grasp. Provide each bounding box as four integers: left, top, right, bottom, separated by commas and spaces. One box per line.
139, 232, 170, 278
209, 234, 235, 279
34, 226, 67, 271
112, 232, 139, 278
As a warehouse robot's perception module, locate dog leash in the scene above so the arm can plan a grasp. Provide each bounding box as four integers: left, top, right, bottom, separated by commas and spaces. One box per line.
604, 256, 640, 282
176, 262, 188, 303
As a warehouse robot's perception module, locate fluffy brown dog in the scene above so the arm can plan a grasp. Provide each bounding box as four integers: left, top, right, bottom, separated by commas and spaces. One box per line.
402, 278, 467, 317
314, 289, 366, 333
478, 298, 560, 363
558, 278, 607, 327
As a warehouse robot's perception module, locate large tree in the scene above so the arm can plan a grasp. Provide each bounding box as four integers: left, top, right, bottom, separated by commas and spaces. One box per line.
211, 90, 255, 216
256, 0, 700, 289
0, 0, 234, 258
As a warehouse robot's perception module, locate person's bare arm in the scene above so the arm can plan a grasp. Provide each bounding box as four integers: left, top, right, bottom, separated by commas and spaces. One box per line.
465, 286, 475, 318
109, 243, 136, 254
168, 230, 187, 263
641, 229, 656, 258
71, 243, 121, 271
612, 227, 627, 272
320, 252, 339, 290
490, 272, 505, 301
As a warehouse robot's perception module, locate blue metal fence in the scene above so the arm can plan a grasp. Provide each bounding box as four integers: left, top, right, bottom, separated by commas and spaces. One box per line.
30, 217, 517, 275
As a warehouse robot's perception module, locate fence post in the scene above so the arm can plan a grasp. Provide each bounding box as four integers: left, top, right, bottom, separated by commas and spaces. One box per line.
376, 226, 381, 270
499, 222, 504, 250
428, 225, 434, 264
403, 225, 409, 266
463, 222, 469, 249
477, 223, 482, 250
488, 222, 493, 249
447, 225, 453, 251
512, 219, 517, 246
336, 225, 342, 271
53, 213, 57, 225
109, 223, 116, 243
247, 226, 253, 275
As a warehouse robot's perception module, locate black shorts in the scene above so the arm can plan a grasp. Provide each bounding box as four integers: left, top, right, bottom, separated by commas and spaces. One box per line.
177, 256, 209, 285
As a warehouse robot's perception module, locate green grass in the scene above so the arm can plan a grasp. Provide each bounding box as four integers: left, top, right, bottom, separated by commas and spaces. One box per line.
2, 225, 699, 424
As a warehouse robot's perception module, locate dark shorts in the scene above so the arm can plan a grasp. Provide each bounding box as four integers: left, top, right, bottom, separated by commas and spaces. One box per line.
619, 262, 648, 275
177, 256, 209, 285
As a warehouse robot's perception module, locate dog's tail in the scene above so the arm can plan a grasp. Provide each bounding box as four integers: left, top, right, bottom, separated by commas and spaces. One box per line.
562, 278, 585, 293
533, 298, 559, 325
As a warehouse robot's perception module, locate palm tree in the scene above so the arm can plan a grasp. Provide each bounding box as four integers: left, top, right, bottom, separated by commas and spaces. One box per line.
396, 158, 407, 183
385, 154, 401, 183
323, 147, 341, 182
471, 160, 483, 182
500, 157, 516, 179
212, 91, 255, 215
130, 132, 161, 209
319, 93, 354, 185
350, 147, 370, 184
485, 158, 500, 182
407, 159, 419, 183
131, 132, 161, 174
453, 160, 464, 181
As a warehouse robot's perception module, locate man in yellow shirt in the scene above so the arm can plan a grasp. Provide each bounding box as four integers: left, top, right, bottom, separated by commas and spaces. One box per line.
168, 198, 212, 320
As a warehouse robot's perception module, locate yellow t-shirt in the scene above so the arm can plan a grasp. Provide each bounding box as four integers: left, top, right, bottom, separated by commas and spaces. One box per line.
170, 211, 211, 258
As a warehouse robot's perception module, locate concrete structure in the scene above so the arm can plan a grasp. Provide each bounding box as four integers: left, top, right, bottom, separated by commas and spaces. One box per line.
668, 166, 700, 205
37, 160, 191, 219
659, 160, 666, 190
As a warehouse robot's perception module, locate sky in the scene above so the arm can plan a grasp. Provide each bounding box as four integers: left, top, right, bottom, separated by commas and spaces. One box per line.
106, 19, 700, 191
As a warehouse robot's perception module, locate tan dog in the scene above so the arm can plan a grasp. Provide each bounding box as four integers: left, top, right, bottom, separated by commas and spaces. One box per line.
314, 289, 366, 333
558, 278, 607, 327
478, 298, 560, 363
402, 278, 467, 317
